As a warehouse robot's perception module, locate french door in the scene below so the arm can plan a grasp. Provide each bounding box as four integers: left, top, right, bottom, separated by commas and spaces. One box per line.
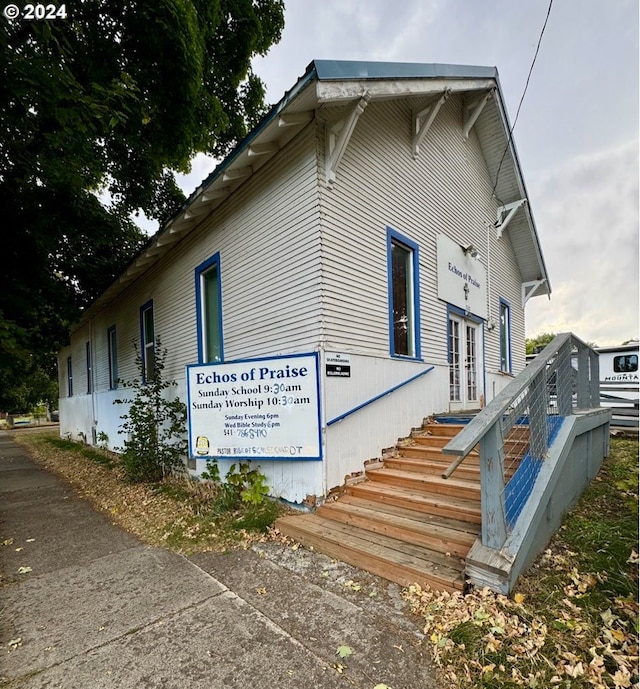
449, 314, 483, 410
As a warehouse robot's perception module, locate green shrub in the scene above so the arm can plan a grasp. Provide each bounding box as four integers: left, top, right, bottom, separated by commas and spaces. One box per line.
115, 338, 187, 483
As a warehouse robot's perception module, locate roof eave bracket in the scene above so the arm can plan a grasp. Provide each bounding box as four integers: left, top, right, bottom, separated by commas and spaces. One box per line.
326, 92, 370, 185
522, 279, 547, 307
463, 88, 495, 138
495, 199, 526, 238
413, 89, 450, 159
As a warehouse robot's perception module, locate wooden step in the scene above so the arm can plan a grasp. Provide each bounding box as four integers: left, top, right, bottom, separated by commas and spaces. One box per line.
366, 467, 481, 501
411, 434, 468, 448
275, 513, 466, 593
318, 495, 478, 558
398, 443, 480, 462
421, 422, 467, 437
347, 482, 481, 524
384, 456, 482, 480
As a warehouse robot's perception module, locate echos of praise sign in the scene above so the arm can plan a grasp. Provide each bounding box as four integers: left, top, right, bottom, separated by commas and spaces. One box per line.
186, 352, 321, 461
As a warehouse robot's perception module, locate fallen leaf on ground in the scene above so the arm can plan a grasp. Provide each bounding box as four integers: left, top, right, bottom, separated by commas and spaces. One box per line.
336, 645, 354, 659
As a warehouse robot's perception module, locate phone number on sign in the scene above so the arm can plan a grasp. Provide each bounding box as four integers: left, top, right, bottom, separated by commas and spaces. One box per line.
3, 3, 67, 19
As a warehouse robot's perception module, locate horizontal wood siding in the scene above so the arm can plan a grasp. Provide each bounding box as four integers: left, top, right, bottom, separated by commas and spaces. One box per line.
60, 124, 327, 501
318, 96, 526, 377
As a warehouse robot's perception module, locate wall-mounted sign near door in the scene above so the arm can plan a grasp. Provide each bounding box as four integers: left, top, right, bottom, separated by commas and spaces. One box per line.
326, 352, 351, 378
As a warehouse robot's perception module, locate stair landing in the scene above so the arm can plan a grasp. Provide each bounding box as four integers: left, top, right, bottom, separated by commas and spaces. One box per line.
276, 420, 483, 593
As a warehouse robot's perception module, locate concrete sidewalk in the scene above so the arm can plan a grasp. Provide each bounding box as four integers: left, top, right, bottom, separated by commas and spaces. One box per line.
0, 432, 437, 688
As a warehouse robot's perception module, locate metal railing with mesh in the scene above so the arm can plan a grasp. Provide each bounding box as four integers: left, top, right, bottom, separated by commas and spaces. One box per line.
442, 333, 600, 549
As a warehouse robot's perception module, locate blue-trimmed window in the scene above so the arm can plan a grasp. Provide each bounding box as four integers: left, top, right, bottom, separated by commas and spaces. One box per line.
499, 298, 512, 372
85, 341, 92, 393
195, 253, 223, 363
140, 300, 155, 382
67, 355, 73, 397
387, 228, 421, 359
107, 325, 118, 389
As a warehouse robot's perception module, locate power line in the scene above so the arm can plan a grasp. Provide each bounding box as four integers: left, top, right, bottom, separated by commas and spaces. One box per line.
492, 0, 554, 199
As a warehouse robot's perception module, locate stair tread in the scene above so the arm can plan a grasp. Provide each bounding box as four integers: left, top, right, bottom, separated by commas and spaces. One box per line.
277, 513, 465, 590
349, 481, 481, 512
319, 499, 478, 554
329, 495, 480, 533
386, 456, 481, 473
368, 466, 480, 489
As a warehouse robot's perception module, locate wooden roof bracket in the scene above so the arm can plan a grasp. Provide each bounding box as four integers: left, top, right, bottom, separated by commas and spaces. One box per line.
325, 92, 370, 185
412, 89, 450, 158
463, 88, 495, 138
522, 279, 547, 307
495, 199, 526, 238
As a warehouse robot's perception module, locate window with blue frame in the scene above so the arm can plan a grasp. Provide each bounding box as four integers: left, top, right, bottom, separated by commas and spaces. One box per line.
387, 228, 421, 359
107, 325, 118, 389
499, 298, 511, 372
195, 253, 223, 363
140, 301, 155, 382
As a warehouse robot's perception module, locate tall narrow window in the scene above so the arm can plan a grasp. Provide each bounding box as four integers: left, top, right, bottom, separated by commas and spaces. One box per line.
499, 299, 511, 372
85, 341, 92, 393
140, 301, 155, 382
107, 325, 118, 389
195, 254, 223, 363
67, 356, 73, 397
387, 229, 420, 358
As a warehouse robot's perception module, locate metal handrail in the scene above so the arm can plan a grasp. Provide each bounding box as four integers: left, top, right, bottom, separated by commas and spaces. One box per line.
326, 366, 435, 426
441, 332, 596, 477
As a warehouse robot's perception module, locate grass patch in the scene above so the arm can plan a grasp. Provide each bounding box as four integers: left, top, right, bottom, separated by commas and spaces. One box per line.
10, 430, 288, 555
405, 437, 639, 688
46, 436, 118, 468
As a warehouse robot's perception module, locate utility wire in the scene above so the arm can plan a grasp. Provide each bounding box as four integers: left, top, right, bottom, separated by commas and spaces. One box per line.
492, 0, 554, 199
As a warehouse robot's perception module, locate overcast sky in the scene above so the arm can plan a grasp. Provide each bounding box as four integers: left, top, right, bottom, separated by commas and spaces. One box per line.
177, 0, 639, 347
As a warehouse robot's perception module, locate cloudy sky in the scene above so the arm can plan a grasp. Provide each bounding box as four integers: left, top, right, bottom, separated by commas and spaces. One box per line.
177, 0, 639, 347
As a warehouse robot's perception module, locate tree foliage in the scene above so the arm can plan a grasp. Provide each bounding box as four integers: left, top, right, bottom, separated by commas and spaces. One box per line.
525, 332, 557, 355
0, 0, 284, 410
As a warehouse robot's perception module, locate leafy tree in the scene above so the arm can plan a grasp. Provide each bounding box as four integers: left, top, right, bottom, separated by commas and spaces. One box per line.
0, 0, 285, 410
525, 332, 557, 355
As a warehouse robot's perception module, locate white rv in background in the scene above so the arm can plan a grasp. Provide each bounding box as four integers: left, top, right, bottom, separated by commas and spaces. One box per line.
598, 343, 639, 428
526, 341, 639, 429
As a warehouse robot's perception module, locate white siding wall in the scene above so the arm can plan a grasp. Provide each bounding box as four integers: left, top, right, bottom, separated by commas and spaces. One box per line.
60, 123, 327, 501
318, 96, 525, 377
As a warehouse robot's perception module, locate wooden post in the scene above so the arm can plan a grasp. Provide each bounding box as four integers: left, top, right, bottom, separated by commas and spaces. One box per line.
479, 423, 507, 549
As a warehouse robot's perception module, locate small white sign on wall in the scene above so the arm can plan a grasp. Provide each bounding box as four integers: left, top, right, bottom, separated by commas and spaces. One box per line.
437, 234, 487, 318
186, 352, 321, 461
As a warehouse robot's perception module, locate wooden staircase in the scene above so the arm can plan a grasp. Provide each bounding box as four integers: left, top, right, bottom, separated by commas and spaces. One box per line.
276, 419, 483, 593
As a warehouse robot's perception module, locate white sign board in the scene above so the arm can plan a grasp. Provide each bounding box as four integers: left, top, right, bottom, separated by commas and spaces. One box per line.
186, 353, 321, 461
437, 234, 487, 318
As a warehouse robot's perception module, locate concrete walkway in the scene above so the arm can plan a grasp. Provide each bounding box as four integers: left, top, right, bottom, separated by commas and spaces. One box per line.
0, 432, 437, 688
